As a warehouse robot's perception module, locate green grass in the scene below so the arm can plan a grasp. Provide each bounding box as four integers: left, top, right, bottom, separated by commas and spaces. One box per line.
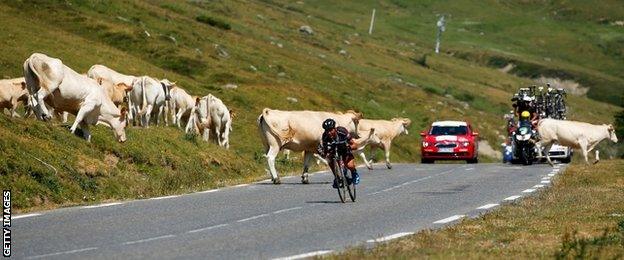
0, 0, 621, 212
333, 159, 624, 259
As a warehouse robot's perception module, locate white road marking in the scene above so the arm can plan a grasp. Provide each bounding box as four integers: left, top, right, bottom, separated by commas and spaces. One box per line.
13, 213, 41, 219
82, 202, 122, 209
522, 189, 536, 193
542, 177, 551, 180
366, 232, 414, 243
504, 195, 522, 201
273, 250, 334, 260
476, 203, 499, 210
187, 224, 229, 234
273, 207, 302, 214
541, 180, 551, 184
27, 247, 98, 259
433, 215, 465, 224
197, 189, 218, 194
548, 173, 556, 177
149, 195, 180, 200
233, 184, 250, 188
533, 184, 545, 188
237, 213, 269, 222
465, 167, 474, 171
122, 234, 176, 245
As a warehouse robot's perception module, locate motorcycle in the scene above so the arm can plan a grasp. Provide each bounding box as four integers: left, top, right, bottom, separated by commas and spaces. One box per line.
512, 125, 536, 165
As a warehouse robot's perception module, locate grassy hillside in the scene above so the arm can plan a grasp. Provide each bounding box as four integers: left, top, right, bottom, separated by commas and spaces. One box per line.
0, 0, 621, 212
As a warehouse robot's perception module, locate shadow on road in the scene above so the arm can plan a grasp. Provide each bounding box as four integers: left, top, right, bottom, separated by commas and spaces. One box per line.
306, 200, 344, 204
255, 181, 332, 186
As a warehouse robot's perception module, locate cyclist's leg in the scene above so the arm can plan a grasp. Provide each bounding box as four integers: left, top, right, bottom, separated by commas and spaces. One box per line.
327, 157, 339, 188
344, 154, 359, 184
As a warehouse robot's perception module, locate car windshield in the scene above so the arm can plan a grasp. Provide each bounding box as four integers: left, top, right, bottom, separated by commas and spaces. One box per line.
430, 126, 468, 135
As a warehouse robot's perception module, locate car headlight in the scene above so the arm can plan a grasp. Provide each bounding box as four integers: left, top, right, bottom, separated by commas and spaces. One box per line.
462, 141, 470, 147
422, 141, 429, 147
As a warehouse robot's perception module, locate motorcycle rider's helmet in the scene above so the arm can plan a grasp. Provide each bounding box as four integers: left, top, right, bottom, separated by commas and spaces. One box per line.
521, 111, 530, 119
322, 118, 336, 131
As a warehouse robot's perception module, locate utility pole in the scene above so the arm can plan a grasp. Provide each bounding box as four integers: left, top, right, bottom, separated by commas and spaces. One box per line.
435, 15, 446, 53
369, 9, 376, 35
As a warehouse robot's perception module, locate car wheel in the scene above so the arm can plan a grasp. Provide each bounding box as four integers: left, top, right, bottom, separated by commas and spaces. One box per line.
467, 158, 478, 164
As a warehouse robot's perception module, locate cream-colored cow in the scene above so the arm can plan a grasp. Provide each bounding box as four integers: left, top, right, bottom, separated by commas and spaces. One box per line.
23, 53, 128, 142
0, 77, 28, 117
257, 109, 367, 184
538, 118, 618, 165
357, 118, 411, 169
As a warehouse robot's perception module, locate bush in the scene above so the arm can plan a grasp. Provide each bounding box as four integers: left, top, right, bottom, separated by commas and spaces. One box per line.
196, 15, 231, 30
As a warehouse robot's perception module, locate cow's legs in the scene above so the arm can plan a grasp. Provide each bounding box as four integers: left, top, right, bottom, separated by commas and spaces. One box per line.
142, 104, 153, 127
594, 150, 600, 164
33, 90, 52, 121
369, 145, 377, 163
356, 149, 373, 170
383, 141, 392, 169
61, 111, 68, 123
301, 151, 314, 184
70, 102, 96, 136
266, 146, 280, 184
175, 109, 185, 128
541, 141, 554, 166
202, 125, 210, 141
80, 122, 91, 142
213, 119, 223, 146
10, 98, 20, 118
579, 140, 590, 165
221, 120, 231, 149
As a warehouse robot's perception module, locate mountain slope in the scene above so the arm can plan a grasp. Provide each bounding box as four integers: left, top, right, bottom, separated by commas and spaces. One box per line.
0, 0, 620, 212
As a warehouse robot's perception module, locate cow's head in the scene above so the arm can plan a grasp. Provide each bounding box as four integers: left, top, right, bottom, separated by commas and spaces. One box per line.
29, 93, 52, 121
607, 124, 618, 143
160, 79, 175, 101
393, 117, 412, 135
110, 107, 128, 143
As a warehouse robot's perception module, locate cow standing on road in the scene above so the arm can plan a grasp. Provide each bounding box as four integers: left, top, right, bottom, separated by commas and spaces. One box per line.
357, 118, 411, 169
537, 118, 618, 165
258, 109, 379, 184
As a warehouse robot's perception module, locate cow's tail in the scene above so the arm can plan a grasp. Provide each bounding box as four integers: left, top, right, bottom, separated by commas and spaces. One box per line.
138, 76, 148, 116
23, 56, 42, 95
257, 111, 270, 153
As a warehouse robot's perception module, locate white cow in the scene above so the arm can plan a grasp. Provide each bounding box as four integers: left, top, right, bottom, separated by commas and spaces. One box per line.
357, 118, 411, 169
87, 64, 136, 119
538, 118, 618, 165
257, 109, 368, 184
128, 76, 172, 127
0, 77, 28, 117
169, 86, 197, 129
23, 53, 128, 142
192, 94, 232, 148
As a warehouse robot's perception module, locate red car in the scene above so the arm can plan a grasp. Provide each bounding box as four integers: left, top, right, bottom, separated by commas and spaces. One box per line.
420, 121, 479, 164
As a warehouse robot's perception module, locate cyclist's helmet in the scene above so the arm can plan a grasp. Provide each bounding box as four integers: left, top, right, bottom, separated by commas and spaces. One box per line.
322, 118, 336, 131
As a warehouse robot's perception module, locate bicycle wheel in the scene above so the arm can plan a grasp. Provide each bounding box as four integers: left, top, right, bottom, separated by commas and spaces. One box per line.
344, 166, 356, 202
334, 161, 347, 203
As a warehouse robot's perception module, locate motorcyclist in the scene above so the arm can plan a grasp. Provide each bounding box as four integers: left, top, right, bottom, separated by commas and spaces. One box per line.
317, 118, 360, 188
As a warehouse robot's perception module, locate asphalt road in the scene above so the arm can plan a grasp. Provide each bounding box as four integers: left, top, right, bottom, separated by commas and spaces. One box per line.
13, 163, 564, 259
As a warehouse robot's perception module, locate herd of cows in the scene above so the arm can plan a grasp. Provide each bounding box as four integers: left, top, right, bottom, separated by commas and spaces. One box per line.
1, 53, 233, 147
1, 53, 413, 184
1, 53, 619, 186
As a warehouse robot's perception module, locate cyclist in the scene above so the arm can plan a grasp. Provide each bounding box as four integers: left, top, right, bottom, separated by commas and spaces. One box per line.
317, 118, 360, 188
